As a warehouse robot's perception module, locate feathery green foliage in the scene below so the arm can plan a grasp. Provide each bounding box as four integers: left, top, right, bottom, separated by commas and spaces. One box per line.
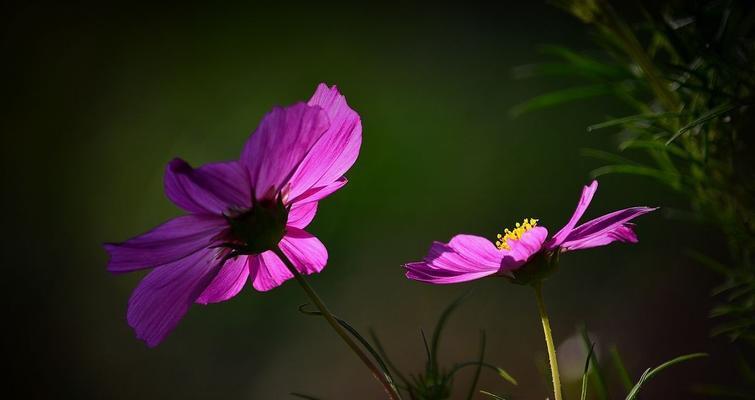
514, 0, 755, 350
512, 1, 753, 396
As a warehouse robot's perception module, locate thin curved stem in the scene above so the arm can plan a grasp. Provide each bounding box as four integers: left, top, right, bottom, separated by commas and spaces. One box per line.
533, 282, 563, 400
272, 247, 400, 400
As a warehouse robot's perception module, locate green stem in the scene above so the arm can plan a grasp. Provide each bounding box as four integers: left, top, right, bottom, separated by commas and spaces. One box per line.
533, 283, 563, 400
272, 247, 400, 400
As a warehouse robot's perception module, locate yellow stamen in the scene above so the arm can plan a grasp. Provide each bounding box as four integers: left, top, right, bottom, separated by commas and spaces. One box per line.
495, 218, 539, 250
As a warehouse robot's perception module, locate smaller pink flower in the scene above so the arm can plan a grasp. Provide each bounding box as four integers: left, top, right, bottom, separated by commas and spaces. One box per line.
404, 180, 656, 284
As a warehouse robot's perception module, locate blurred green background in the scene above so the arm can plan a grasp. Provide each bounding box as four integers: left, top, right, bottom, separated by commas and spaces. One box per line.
3, 2, 735, 399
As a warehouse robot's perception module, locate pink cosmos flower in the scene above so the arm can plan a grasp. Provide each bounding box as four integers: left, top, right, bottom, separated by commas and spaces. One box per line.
104, 84, 361, 346
404, 180, 656, 284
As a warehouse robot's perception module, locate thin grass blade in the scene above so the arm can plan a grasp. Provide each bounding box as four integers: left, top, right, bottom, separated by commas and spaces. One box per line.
579, 326, 608, 400
625, 353, 707, 400
610, 346, 634, 392
479, 390, 509, 400
581, 342, 596, 400
290, 393, 323, 400
590, 164, 682, 188
510, 84, 617, 117
667, 103, 737, 144
587, 112, 681, 131
369, 329, 411, 388
297, 304, 400, 394
430, 290, 472, 370
465, 331, 487, 400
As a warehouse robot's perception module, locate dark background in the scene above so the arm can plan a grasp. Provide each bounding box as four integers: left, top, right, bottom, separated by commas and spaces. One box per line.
2, 2, 737, 399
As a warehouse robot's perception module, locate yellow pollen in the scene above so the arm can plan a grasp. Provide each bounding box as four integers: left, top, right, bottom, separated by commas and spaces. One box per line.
495, 218, 539, 250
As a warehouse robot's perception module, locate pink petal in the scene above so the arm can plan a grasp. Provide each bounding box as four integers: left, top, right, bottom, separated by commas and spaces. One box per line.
286, 84, 362, 200
404, 237, 503, 285
425, 242, 494, 273
448, 234, 505, 268
405, 262, 498, 284
195, 255, 250, 304
547, 180, 598, 249
127, 249, 222, 347
250, 251, 293, 292
249, 228, 328, 292
104, 214, 226, 273
559, 207, 656, 250
560, 224, 638, 251
289, 176, 348, 205
287, 201, 318, 229
240, 103, 330, 201
498, 226, 548, 272
279, 228, 328, 275
164, 158, 250, 214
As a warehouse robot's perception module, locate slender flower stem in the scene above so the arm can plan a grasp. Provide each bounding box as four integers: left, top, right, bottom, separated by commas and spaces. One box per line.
533, 282, 563, 400
272, 247, 400, 400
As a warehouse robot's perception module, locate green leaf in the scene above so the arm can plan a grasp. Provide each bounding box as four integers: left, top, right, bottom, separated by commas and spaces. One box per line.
539, 45, 633, 79
449, 362, 518, 386
618, 139, 690, 160
666, 103, 737, 145
290, 393, 323, 400
465, 331, 486, 400
589, 164, 682, 188
509, 84, 617, 117
369, 329, 412, 388
625, 353, 708, 400
297, 304, 400, 394
711, 319, 755, 339
512, 62, 632, 81
491, 366, 517, 386
685, 250, 731, 276
610, 346, 634, 392
420, 328, 431, 368
580, 326, 608, 400
430, 290, 472, 371
580, 342, 596, 400
586, 112, 681, 132
645, 352, 708, 380
479, 390, 508, 400
581, 148, 640, 165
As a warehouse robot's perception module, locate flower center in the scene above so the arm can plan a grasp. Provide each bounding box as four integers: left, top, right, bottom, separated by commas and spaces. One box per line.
495, 218, 539, 250
223, 197, 289, 255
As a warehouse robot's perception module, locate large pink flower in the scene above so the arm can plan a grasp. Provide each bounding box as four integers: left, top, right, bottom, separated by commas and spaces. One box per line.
404, 181, 656, 284
105, 84, 362, 346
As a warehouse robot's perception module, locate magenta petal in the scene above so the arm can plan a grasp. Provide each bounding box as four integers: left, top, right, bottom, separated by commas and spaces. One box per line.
250, 251, 293, 292
547, 180, 598, 249
425, 242, 494, 273
127, 249, 221, 347
404, 237, 502, 284
560, 224, 638, 251
559, 207, 656, 250
405, 262, 498, 284
501, 226, 548, 271
286, 84, 362, 200
164, 158, 250, 214
241, 103, 330, 201
195, 255, 250, 304
448, 235, 504, 268
279, 228, 328, 275
290, 176, 348, 205
287, 201, 318, 228
104, 215, 226, 273
247, 230, 328, 292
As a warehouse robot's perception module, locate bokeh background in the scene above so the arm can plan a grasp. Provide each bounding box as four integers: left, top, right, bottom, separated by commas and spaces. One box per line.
3, 2, 739, 399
